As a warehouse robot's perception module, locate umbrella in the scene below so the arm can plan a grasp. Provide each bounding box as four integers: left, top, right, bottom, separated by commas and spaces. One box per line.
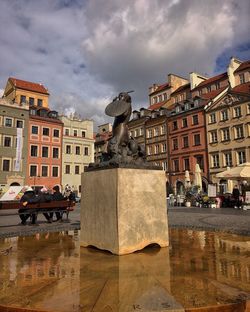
194, 164, 202, 190
216, 162, 250, 180
184, 170, 191, 189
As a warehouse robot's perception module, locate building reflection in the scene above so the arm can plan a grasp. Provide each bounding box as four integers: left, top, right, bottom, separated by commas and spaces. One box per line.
0, 229, 249, 311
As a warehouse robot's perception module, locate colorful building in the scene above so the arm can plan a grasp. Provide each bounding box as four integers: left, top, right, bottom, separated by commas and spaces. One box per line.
60, 114, 94, 195
94, 123, 112, 163
26, 106, 63, 190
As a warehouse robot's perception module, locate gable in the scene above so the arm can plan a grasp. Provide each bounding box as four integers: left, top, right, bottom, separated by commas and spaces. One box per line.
205, 91, 250, 112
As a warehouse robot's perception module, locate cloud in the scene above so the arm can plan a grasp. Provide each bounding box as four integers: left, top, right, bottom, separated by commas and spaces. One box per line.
0, 0, 249, 127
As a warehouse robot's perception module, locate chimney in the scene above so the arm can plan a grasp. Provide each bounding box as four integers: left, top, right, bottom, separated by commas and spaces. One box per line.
189, 72, 207, 90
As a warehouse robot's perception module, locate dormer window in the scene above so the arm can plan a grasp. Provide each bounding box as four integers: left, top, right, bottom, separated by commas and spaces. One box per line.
207, 86, 211, 93
176, 106, 180, 113
194, 99, 199, 107
184, 103, 189, 110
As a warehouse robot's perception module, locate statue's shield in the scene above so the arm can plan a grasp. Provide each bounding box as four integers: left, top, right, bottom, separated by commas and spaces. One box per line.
105, 100, 131, 117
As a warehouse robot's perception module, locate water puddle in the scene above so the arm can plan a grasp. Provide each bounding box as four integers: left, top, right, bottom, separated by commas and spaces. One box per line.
0, 229, 249, 311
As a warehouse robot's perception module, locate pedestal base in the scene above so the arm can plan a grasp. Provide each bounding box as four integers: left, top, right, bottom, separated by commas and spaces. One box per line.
80, 168, 169, 255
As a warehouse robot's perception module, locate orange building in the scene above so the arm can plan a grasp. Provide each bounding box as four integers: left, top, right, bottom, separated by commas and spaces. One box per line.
26, 106, 63, 190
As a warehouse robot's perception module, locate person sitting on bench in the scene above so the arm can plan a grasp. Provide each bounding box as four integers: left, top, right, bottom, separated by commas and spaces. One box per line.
19, 186, 36, 225
52, 185, 65, 222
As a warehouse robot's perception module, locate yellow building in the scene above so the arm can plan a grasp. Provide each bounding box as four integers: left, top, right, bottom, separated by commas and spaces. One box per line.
3, 77, 49, 108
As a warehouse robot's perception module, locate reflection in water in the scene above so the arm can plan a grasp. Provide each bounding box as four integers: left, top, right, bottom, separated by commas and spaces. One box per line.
0, 229, 249, 311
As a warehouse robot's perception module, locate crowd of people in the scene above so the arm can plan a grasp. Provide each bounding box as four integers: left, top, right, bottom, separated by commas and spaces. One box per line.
18, 185, 76, 225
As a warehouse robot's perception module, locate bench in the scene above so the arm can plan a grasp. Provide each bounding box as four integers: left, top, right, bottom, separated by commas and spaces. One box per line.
0, 200, 75, 221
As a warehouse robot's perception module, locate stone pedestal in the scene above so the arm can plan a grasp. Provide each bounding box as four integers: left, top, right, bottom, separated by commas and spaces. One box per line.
80, 168, 169, 255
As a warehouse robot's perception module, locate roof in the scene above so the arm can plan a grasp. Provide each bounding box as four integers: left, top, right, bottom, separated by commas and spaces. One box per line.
9, 77, 49, 95
149, 82, 170, 95
234, 60, 250, 73
192, 72, 228, 90
171, 83, 190, 95
148, 102, 165, 110
231, 82, 250, 94
199, 86, 228, 101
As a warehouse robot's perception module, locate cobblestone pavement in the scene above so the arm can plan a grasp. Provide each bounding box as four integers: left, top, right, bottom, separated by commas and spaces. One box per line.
0, 204, 249, 238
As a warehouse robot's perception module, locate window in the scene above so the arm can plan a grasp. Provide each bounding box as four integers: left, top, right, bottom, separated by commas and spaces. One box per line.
66, 145, 71, 154
155, 144, 160, 154
135, 129, 139, 137
173, 159, 179, 172
180, 94, 184, 101
84, 147, 89, 155
183, 136, 189, 148
195, 155, 204, 170
16, 120, 23, 128
221, 128, 230, 141
234, 106, 241, 118
235, 125, 244, 139
30, 109, 36, 116
207, 86, 211, 93
53, 148, 59, 158
182, 118, 188, 128
184, 158, 190, 170
65, 128, 69, 135
65, 165, 70, 174
148, 129, 153, 138
210, 131, 218, 143
3, 159, 10, 171
162, 143, 166, 152
75, 146, 80, 155
42, 146, 49, 158
239, 73, 245, 84
42, 127, 49, 136
82, 131, 86, 138
161, 125, 166, 134
73, 130, 78, 137
238, 151, 246, 164
20, 95, 26, 104
215, 82, 220, 90
153, 96, 157, 104
140, 128, 144, 136
192, 115, 199, 125
75, 165, 80, 174
5, 118, 12, 127
173, 121, 178, 130
53, 129, 59, 137
52, 167, 59, 177
32, 126, 38, 134
173, 138, 178, 150
41, 166, 48, 177
198, 90, 202, 96
221, 110, 228, 121
154, 128, 159, 136
212, 154, 220, 168
37, 99, 43, 107
209, 113, 216, 124
4, 137, 11, 147
31, 145, 38, 157
29, 97, 34, 106
148, 146, 153, 155
30, 165, 37, 176
224, 152, 232, 167
247, 103, 250, 114
194, 134, 201, 146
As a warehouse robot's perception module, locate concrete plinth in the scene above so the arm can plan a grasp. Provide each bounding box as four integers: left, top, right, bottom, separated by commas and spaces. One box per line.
80, 168, 169, 255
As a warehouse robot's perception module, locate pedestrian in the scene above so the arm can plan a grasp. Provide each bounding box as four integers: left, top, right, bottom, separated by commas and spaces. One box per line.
19, 186, 35, 225
232, 185, 240, 209
52, 185, 65, 222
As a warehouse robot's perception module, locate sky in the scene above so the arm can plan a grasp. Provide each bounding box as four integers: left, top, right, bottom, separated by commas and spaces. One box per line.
0, 0, 249, 127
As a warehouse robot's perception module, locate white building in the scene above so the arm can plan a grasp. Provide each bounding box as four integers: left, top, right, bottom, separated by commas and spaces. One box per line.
60, 114, 94, 195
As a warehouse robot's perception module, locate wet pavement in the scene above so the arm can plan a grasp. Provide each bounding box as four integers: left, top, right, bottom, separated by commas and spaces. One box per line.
0, 229, 249, 311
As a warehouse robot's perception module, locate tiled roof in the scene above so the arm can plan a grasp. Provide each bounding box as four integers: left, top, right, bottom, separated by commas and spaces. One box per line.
149, 82, 170, 95
171, 83, 190, 95
234, 60, 250, 73
199, 86, 228, 100
192, 72, 228, 90
9, 77, 49, 95
232, 82, 250, 94
148, 102, 165, 110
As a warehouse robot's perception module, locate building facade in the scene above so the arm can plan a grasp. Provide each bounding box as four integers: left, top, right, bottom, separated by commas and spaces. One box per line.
26, 107, 63, 190
94, 123, 112, 163
3, 77, 49, 108
0, 98, 29, 187
61, 115, 94, 195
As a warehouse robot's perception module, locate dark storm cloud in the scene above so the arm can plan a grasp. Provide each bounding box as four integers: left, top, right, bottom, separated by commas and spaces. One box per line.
0, 0, 249, 126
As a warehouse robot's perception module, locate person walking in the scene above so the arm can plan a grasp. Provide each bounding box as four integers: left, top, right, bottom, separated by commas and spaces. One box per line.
232, 185, 240, 209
